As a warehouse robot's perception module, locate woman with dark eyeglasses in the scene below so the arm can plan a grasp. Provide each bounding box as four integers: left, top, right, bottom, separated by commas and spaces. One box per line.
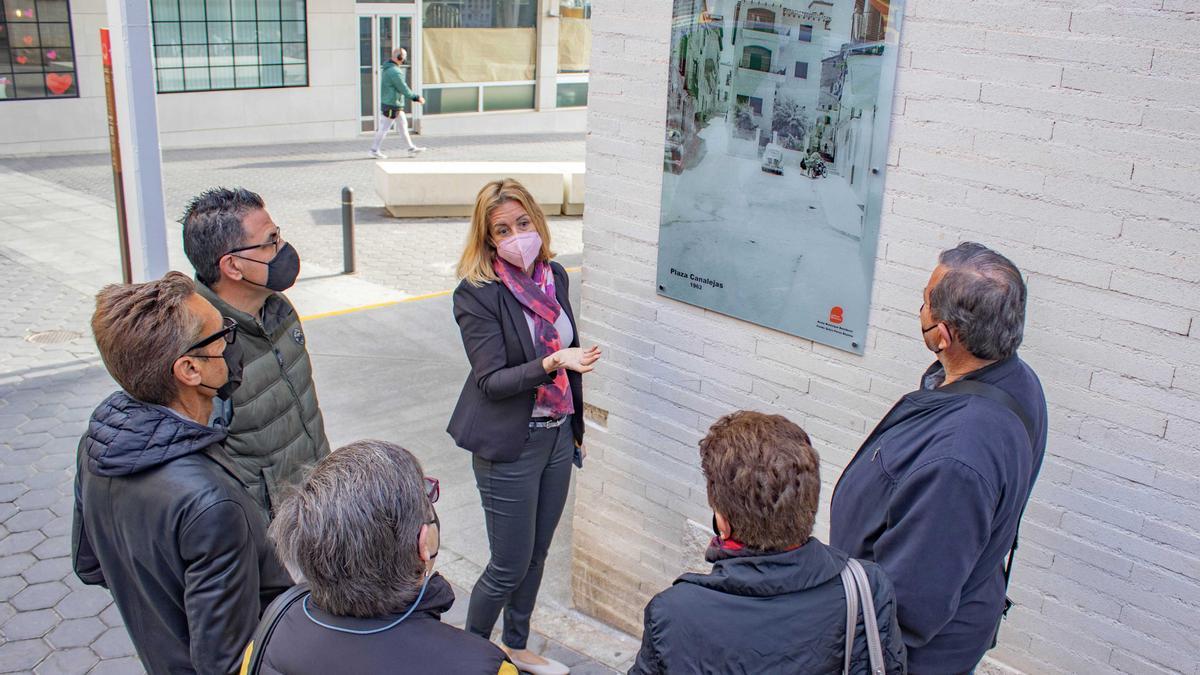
242, 440, 519, 675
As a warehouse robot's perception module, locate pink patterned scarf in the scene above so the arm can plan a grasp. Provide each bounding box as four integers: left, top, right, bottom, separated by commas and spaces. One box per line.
493, 258, 574, 417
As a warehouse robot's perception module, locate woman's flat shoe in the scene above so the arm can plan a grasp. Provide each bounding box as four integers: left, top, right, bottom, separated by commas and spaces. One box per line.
505, 651, 569, 675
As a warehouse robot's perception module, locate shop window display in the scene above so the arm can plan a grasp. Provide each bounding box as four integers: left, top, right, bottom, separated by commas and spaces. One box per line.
0, 0, 78, 101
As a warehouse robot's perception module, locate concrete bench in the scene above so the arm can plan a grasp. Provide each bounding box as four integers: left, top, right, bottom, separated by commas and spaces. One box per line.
374, 161, 585, 217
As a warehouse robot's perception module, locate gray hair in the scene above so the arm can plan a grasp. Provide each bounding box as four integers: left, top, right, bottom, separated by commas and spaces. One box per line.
930, 242, 1027, 361
91, 271, 204, 406
269, 439, 430, 618
180, 187, 265, 286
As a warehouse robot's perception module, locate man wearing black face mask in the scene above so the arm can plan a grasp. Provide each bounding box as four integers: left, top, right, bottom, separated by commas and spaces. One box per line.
182, 187, 330, 518
72, 271, 293, 674
830, 243, 1048, 674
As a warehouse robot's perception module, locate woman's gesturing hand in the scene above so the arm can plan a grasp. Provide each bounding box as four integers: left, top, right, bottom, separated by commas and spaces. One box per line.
543, 345, 602, 374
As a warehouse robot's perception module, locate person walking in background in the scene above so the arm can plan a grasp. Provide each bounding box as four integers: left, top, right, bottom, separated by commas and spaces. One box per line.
244, 440, 517, 675
629, 411, 906, 675
182, 187, 330, 517
448, 179, 601, 675
72, 272, 292, 674
369, 47, 426, 159
830, 242, 1047, 675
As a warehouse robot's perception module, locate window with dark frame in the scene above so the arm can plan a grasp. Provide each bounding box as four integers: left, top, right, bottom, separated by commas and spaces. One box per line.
740, 45, 771, 72
745, 7, 774, 32
794, 61, 807, 79
150, 0, 308, 93
798, 23, 813, 42
0, 0, 78, 101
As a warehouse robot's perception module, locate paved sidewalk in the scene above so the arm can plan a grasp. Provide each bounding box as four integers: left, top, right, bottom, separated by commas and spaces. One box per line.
0, 140, 635, 673
0, 166, 413, 319
0, 134, 585, 296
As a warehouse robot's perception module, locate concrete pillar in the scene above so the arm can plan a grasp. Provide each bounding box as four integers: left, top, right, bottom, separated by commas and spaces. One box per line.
536, 0, 560, 111
105, 0, 169, 282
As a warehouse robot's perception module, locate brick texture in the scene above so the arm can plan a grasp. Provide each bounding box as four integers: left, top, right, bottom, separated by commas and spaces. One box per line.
573, 2, 1200, 674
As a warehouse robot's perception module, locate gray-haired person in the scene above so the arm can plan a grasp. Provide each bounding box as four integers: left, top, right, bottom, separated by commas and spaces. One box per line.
182, 187, 329, 518
830, 242, 1048, 674
250, 440, 519, 675
72, 271, 293, 674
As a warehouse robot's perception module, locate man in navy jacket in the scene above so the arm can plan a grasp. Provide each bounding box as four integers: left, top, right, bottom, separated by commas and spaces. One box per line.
830, 242, 1047, 674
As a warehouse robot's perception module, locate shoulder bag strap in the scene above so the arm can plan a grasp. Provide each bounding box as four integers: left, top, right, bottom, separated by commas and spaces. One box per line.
939, 378, 1037, 616
847, 559, 886, 675
840, 565, 859, 675
938, 379, 1036, 447
241, 583, 310, 675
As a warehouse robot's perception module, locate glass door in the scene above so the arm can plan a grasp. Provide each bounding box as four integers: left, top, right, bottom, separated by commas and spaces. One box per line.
358, 7, 419, 133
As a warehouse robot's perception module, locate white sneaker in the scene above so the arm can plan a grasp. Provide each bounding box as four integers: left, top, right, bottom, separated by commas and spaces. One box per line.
408, 146, 427, 155
369, 150, 387, 159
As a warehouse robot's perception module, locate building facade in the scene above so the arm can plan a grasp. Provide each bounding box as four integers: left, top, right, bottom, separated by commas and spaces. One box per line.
729, 0, 832, 149
0, 0, 590, 154
575, 1, 1200, 674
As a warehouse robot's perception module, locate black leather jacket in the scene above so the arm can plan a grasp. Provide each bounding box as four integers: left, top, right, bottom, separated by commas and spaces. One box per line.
72, 391, 293, 674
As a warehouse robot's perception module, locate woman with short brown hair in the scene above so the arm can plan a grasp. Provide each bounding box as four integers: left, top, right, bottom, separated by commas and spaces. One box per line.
447, 179, 601, 675
630, 411, 908, 674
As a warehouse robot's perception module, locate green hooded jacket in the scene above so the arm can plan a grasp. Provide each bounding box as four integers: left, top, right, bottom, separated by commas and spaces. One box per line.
197, 283, 330, 517
380, 61, 418, 108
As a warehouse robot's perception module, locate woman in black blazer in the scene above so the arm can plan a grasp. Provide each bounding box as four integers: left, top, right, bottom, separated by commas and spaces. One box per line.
447, 178, 600, 675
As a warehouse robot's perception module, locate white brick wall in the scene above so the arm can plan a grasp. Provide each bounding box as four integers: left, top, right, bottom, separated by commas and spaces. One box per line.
572, 1, 1200, 673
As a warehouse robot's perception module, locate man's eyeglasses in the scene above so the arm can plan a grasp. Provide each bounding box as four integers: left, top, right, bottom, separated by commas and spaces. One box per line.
225, 233, 282, 259
425, 476, 440, 504
182, 317, 237, 356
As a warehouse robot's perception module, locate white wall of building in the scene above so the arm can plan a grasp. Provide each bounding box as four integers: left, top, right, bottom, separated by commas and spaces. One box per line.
0, 0, 358, 155
155, 0, 359, 148
0, 0, 585, 155
573, 2, 1200, 674
419, 106, 586, 135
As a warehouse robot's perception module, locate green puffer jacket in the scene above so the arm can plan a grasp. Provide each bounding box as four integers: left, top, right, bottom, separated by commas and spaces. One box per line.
197, 283, 330, 517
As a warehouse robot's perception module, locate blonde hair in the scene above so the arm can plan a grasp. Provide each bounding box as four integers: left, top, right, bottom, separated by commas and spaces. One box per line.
456, 178, 555, 286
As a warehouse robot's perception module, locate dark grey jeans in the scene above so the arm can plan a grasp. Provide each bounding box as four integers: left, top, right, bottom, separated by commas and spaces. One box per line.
466, 416, 574, 649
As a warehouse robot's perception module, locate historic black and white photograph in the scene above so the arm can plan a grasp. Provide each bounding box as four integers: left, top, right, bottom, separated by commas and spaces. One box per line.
657, 0, 902, 353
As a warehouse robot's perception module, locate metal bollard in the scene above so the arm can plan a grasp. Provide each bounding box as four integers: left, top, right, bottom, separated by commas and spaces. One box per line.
341, 186, 355, 274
